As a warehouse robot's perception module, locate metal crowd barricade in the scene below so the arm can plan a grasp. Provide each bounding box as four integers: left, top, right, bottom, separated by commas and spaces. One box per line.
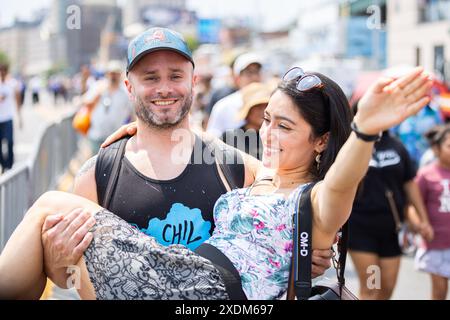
0, 111, 79, 251
0, 163, 29, 250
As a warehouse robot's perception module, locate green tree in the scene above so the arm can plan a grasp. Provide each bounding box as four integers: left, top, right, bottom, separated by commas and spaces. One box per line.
184, 34, 199, 53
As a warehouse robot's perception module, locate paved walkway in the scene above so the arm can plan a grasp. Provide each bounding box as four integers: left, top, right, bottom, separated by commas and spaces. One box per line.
321, 251, 450, 300
14, 93, 77, 167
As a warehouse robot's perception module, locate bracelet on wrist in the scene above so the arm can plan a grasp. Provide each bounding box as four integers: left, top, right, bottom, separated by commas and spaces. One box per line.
350, 121, 381, 142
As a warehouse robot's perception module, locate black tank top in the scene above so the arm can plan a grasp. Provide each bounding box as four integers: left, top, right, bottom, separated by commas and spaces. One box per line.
106, 136, 229, 250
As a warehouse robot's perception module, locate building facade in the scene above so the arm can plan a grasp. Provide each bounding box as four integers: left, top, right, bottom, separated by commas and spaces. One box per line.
0, 18, 52, 76
387, 0, 450, 83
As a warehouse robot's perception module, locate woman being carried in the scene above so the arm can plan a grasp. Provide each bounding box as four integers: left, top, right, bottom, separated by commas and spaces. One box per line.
0, 67, 431, 300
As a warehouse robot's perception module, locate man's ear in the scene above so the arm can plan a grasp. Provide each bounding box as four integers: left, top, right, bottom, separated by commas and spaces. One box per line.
124, 77, 135, 102
192, 73, 198, 94
315, 132, 329, 153
192, 72, 199, 86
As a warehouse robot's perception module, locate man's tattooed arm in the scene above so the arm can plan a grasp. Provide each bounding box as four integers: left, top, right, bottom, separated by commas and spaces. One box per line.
76, 155, 97, 179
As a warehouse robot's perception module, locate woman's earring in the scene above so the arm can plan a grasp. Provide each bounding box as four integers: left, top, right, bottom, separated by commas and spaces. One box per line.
315, 153, 321, 171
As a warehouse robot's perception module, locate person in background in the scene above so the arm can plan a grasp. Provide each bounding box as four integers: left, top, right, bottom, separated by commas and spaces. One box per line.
15, 73, 26, 107
419, 125, 443, 168
85, 60, 134, 155
73, 64, 95, 97
191, 72, 213, 130
30, 75, 42, 105
391, 104, 443, 166
0, 62, 21, 173
207, 52, 263, 137
205, 61, 237, 116
415, 124, 450, 300
348, 100, 433, 300
221, 81, 275, 160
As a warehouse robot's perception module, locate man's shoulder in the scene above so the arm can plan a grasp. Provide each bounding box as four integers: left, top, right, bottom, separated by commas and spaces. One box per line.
76, 155, 98, 179
95, 136, 131, 167
73, 155, 99, 201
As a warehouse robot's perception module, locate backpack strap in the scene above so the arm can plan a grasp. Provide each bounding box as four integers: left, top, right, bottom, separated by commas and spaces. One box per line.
95, 136, 131, 208
202, 135, 245, 190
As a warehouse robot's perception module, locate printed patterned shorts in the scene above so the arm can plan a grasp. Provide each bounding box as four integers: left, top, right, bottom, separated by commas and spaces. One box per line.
83, 209, 229, 300
414, 247, 450, 279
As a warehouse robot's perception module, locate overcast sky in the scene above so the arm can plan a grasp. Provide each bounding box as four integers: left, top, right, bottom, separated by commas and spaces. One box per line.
0, 0, 51, 26
0, 0, 303, 30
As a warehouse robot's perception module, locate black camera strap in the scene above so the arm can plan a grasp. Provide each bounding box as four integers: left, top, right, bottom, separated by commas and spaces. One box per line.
292, 183, 349, 300
293, 183, 314, 300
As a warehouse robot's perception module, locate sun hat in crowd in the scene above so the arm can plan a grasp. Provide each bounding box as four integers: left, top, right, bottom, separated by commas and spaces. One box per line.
238, 82, 273, 120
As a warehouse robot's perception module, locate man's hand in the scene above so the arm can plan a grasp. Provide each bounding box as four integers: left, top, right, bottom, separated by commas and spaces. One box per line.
311, 248, 333, 278
41, 208, 95, 288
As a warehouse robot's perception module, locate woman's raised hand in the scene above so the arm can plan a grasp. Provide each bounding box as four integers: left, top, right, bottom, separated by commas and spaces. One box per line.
101, 121, 138, 148
353, 67, 432, 135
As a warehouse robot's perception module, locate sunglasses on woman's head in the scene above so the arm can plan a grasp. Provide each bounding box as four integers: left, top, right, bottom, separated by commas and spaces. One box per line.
283, 67, 323, 91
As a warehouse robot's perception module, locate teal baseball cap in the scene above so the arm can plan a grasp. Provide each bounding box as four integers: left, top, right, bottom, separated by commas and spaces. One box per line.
127, 27, 194, 74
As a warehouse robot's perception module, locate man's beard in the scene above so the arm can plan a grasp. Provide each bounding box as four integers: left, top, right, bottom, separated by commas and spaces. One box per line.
134, 92, 192, 130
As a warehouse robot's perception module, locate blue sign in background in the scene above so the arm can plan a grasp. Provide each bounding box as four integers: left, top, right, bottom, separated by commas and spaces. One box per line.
198, 19, 221, 44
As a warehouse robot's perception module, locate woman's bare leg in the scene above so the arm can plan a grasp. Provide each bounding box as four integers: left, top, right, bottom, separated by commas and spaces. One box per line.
431, 274, 448, 300
0, 191, 101, 299
349, 250, 380, 300
378, 256, 401, 299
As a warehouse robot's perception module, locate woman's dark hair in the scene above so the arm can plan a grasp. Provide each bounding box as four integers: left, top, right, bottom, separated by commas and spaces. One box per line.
431, 124, 450, 148
277, 72, 352, 181
425, 124, 445, 146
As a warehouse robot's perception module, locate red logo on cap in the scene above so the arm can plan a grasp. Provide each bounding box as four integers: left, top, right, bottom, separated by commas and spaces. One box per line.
145, 30, 165, 43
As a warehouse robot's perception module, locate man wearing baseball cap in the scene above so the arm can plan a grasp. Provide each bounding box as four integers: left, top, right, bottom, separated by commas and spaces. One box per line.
42, 27, 332, 291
